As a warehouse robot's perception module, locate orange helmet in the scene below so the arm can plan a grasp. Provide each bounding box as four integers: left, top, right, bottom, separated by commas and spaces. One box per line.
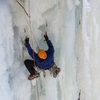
38, 49, 47, 60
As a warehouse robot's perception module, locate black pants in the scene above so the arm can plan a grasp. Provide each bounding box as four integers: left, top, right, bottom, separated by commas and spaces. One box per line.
24, 59, 36, 75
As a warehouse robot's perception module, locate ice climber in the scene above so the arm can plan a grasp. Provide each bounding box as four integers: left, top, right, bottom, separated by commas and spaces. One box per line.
24, 32, 60, 80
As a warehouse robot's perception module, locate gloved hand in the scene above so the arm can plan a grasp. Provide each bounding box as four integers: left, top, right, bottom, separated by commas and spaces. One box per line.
25, 37, 29, 46
44, 31, 48, 41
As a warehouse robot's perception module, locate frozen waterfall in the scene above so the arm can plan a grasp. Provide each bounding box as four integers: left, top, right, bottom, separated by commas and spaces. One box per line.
0, 0, 100, 100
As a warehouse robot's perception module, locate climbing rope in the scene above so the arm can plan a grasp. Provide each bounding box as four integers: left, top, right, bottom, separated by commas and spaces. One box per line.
36, 79, 39, 100
16, 0, 40, 100
27, 1, 40, 100
28, 1, 39, 100
16, 0, 39, 48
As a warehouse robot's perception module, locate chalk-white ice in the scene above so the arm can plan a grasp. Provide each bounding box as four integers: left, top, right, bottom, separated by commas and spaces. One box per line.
1, 0, 100, 100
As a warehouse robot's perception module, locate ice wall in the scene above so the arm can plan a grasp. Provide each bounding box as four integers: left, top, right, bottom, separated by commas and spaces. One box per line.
1, 0, 100, 100
0, 1, 14, 100
7, 0, 79, 100
75, 0, 100, 100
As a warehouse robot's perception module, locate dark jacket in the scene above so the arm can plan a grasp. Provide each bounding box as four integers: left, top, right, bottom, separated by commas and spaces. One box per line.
26, 39, 54, 70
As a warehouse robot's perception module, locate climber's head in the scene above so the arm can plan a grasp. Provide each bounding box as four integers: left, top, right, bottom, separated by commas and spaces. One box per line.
38, 49, 47, 60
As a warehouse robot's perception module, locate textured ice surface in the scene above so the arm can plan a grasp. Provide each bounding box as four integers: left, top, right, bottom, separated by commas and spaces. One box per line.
0, 0, 78, 100
1, 0, 100, 100
75, 0, 100, 100
0, 1, 13, 100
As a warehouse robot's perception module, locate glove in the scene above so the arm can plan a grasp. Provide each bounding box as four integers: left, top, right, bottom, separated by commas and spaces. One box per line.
44, 35, 48, 41
44, 32, 48, 41
25, 37, 29, 46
